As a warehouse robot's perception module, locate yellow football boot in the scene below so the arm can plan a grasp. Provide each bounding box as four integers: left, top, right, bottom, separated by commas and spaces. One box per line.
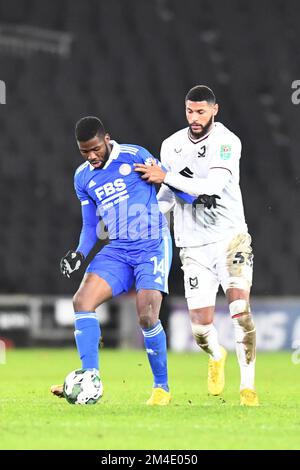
146, 387, 171, 406
50, 384, 64, 398
240, 388, 259, 406
208, 346, 227, 396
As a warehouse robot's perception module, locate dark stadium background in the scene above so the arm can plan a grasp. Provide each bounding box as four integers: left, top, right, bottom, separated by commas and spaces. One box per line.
0, 0, 299, 299
1, 3, 300, 451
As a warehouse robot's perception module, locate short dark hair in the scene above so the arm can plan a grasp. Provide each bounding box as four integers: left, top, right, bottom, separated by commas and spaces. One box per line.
75, 116, 106, 142
185, 85, 216, 104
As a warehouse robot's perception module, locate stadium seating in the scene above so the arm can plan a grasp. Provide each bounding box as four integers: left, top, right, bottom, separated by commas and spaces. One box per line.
0, 0, 298, 295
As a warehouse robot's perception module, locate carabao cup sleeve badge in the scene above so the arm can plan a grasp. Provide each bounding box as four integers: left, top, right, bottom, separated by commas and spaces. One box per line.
220, 144, 232, 160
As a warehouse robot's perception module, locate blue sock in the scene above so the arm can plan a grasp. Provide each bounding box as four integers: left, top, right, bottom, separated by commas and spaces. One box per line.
142, 320, 169, 392
74, 311, 100, 371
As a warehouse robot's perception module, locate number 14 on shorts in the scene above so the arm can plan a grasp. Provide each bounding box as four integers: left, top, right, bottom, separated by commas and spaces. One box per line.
151, 256, 165, 275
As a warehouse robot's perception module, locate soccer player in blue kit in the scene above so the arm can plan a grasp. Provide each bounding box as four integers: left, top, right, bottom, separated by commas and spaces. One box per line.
51, 116, 172, 405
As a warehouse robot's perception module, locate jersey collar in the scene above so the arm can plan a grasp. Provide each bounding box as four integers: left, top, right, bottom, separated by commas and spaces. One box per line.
187, 124, 216, 144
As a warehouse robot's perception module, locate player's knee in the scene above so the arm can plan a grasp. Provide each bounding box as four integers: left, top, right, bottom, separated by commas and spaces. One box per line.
137, 306, 158, 329
138, 313, 155, 329
136, 290, 161, 328
73, 290, 90, 312
225, 277, 251, 292
189, 307, 214, 325
73, 291, 82, 311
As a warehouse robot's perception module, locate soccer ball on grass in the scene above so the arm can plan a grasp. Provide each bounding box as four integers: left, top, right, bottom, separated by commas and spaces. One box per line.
63, 368, 103, 405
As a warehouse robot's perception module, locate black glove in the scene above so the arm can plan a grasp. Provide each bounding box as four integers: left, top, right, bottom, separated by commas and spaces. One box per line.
193, 194, 221, 210
60, 250, 85, 278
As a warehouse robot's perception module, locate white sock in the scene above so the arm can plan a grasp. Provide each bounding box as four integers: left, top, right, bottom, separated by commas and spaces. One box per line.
232, 315, 256, 390
191, 323, 222, 360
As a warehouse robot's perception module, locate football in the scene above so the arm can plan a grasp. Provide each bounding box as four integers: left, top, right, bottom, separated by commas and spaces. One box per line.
63, 369, 103, 405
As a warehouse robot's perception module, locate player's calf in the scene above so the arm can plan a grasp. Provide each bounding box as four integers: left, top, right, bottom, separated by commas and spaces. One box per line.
191, 323, 226, 395
229, 299, 257, 393
137, 290, 170, 394
191, 322, 222, 360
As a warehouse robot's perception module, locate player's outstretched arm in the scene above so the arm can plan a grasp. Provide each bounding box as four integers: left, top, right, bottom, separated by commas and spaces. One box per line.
134, 161, 229, 196
163, 167, 230, 197
135, 162, 225, 208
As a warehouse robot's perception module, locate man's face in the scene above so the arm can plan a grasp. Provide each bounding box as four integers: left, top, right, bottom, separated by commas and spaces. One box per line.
185, 100, 218, 139
77, 134, 111, 169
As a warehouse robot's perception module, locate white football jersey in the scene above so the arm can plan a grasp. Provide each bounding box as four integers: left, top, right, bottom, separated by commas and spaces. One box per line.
157, 122, 248, 247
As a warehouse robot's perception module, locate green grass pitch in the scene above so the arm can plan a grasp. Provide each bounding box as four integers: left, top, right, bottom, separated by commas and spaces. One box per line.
0, 349, 299, 450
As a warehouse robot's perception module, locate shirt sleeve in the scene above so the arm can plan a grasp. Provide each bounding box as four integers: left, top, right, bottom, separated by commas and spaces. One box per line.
164, 135, 240, 197
160, 139, 197, 204
135, 146, 161, 166
134, 146, 177, 212
160, 140, 171, 170
164, 168, 231, 197
156, 184, 176, 214
74, 174, 99, 257
209, 135, 241, 174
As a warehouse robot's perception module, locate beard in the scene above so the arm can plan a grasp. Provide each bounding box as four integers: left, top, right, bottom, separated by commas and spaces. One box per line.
189, 116, 214, 140
100, 144, 111, 168
91, 144, 111, 169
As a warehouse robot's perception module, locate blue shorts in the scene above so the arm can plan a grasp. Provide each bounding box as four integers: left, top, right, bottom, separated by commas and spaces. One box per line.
86, 229, 172, 297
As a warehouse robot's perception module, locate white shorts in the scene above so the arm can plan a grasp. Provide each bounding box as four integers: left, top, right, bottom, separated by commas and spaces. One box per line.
179, 232, 253, 310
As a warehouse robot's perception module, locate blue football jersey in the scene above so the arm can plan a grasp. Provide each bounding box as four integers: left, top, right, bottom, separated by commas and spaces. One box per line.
74, 141, 167, 248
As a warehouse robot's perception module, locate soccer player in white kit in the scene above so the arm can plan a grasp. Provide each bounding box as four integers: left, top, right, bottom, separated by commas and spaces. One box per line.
134, 85, 258, 406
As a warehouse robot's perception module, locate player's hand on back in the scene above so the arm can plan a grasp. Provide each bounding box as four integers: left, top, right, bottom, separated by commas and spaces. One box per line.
60, 251, 85, 278
193, 194, 221, 210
